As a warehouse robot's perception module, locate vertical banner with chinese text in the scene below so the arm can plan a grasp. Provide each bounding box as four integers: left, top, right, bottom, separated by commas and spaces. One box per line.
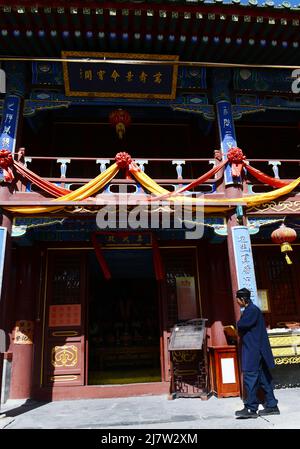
216, 100, 241, 186
231, 225, 258, 306
0, 95, 21, 154
62, 52, 179, 99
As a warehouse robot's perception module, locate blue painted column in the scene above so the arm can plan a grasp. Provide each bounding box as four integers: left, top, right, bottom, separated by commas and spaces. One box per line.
0, 63, 26, 403
0, 62, 25, 157
0, 62, 26, 326
212, 69, 258, 325
213, 68, 241, 187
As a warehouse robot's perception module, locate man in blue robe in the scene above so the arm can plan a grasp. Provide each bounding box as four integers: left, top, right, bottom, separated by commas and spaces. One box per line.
235, 288, 280, 419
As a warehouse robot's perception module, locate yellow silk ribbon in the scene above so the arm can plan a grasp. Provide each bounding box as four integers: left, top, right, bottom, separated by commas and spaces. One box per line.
132, 170, 300, 211
5, 163, 119, 214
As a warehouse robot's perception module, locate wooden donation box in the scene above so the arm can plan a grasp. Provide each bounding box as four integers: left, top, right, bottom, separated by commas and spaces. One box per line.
210, 345, 241, 398
168, 319, 210, 399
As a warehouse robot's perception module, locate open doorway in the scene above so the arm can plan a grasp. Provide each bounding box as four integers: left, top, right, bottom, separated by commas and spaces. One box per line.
87, 250, 161, 385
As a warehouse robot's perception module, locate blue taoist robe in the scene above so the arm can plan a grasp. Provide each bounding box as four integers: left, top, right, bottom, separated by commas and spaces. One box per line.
237, 301, 275, 372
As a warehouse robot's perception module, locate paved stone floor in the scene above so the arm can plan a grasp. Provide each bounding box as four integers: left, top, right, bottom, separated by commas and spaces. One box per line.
0, 387, 299, 430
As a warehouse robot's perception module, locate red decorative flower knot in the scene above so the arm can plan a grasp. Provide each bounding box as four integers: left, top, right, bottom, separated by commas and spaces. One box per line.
227, 147, 246, 164
115, 152, 133, 169
0, 149, 13, 169
0, 149, 14, 182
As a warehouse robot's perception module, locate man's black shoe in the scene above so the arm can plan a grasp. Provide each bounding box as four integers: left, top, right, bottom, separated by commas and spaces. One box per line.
258, 406, 280, 416
235, 407, 247, 416
235, 407, 258, 419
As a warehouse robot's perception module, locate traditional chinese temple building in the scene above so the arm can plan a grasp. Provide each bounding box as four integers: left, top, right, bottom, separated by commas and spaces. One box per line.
0, 0, 299, 403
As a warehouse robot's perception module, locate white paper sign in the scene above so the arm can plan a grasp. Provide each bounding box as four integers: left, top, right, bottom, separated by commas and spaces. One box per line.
221, 358, 236, 384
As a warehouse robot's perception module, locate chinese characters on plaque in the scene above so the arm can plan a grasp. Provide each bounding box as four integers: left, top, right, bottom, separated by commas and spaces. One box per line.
62, 52, 178, 99
216, 100, 240, 185
0, 95, 21, 154
232, 226, 258, 307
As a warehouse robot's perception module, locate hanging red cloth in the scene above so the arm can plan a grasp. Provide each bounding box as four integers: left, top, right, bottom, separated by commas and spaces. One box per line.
14, 160, 70, 197
245, 164, 289, 188
172, 159, 227, 196
146, 159, 227, 202
91, 234, 112, 280
151, 235, 165, 281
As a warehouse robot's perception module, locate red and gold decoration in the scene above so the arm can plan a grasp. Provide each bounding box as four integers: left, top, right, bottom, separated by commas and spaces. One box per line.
271, 223, 297, 265
2, 148, 300, 214
51, 345, 78, 368
0, 149, 14, 182
14, 320, 34, 345
109, 109, 131, 139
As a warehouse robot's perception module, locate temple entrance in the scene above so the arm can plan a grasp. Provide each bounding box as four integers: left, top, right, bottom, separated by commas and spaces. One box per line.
87, 251, 161, 385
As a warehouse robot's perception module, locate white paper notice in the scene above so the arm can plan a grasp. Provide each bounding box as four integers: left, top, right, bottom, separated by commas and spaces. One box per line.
221, 358, 236, 384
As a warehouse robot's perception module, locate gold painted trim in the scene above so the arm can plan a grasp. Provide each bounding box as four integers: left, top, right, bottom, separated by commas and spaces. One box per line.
40, 249, 49, 387
2, 55, 300, 70
61, 51, 179, 100
36, 250, 44, 322
275, 356, 300, 365
50, 375, 78, 382
52, 331, 79, 337
195, 247, 202, 317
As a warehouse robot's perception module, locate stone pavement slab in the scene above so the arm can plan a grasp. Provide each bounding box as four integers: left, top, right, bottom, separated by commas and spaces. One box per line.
0, 388, 299, 430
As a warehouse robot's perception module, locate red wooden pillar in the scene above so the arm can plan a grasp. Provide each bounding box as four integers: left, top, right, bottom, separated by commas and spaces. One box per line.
0, 201, 15, 404
10, 247, 37, 399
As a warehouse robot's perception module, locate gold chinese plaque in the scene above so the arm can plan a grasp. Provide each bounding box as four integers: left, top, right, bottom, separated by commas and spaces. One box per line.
62, 51, 179, 99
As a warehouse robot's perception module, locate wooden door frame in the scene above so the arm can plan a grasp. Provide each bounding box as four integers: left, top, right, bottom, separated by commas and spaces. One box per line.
41, 248, 88, 387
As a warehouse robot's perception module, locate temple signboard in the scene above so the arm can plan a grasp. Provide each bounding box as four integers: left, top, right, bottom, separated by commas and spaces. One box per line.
232, 225, 258, 306
62, 52, 178, 99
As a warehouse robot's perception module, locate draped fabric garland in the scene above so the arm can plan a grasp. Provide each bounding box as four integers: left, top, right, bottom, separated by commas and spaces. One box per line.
1, 148, 300, 214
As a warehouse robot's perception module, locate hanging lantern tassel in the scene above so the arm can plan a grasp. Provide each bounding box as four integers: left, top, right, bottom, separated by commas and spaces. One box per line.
271, 224, 297, 265
281, 243, 293, 264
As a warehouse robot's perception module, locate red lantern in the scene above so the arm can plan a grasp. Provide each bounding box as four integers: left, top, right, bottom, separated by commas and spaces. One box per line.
109, 109, 131, 139
271, 223, 297, 265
